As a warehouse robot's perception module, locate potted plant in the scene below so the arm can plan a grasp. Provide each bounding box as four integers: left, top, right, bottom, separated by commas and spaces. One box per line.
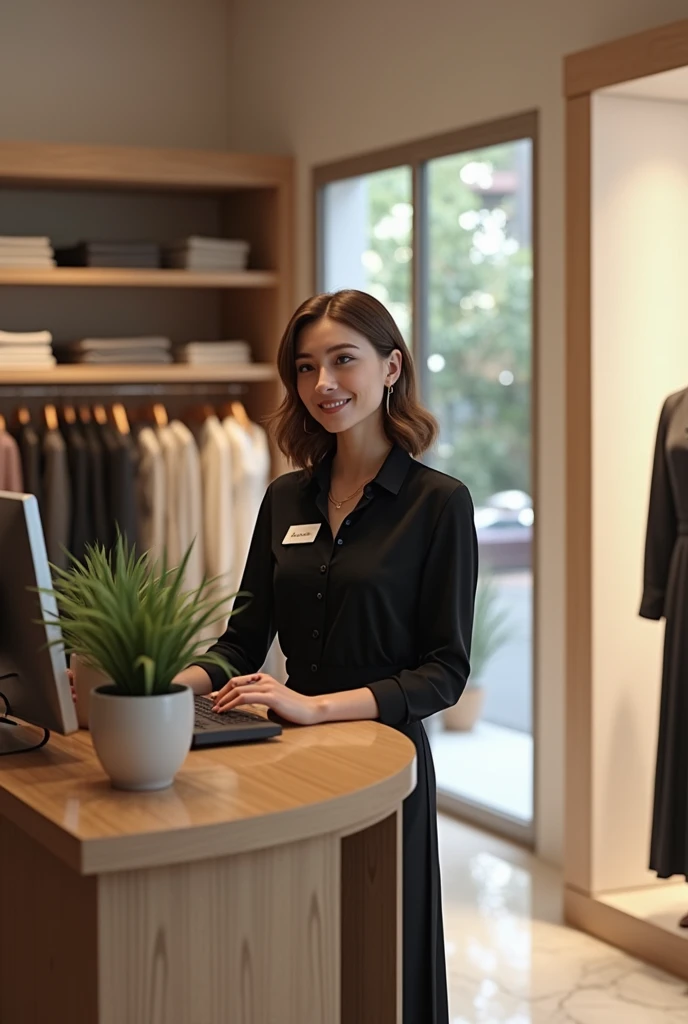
40, 536, 234, 791
443, 570, 513, 732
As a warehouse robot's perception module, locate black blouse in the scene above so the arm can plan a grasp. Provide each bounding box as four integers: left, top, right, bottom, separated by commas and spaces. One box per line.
201, 445, 478, 728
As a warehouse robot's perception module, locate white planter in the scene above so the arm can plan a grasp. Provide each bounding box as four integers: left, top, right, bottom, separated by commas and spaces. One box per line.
89, 684, 194, 791
70, 653, 111, 729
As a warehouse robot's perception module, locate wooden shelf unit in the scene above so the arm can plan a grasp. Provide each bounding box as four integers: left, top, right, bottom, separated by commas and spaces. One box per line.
0, 140, 293, 425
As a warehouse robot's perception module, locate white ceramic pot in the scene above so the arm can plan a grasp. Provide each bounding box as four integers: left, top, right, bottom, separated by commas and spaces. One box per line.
89, 684, 194, 791
70, 653, 111, 729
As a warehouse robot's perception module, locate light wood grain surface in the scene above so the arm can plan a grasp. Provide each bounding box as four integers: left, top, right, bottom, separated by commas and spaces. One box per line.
0, 140, 292, 190
0, 719, 416, 875
0, 363, 277, 386
0, 267, 278, 288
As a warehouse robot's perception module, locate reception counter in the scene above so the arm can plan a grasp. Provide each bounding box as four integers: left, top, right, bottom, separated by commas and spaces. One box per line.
0, 716, 416, 1024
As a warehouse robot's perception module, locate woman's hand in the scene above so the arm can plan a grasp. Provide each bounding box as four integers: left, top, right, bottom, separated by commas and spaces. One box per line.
211, 674, 325, 726
66, 668, 77, 704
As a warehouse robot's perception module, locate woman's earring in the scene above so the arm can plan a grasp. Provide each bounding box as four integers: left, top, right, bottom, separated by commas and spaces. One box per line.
386, 385, 394, 415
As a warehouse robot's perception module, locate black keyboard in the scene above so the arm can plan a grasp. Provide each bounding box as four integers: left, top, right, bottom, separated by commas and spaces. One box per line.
193, 696, 267, 732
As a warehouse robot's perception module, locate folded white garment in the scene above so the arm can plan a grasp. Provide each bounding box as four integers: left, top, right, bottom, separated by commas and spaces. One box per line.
0, 346, 54, 360
0, 354, 56, 367
0, 236, 52, 249
0, 255, 55, 267
178, 342, 250, 356
0, 330, 53, 345
71, 336, 171, 352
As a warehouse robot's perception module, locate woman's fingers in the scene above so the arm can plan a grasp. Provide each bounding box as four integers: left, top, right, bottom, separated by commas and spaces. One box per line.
213, 681, 271, 711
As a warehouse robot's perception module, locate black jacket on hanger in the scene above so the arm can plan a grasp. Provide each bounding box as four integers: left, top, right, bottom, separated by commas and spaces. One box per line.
81, 421, 109, 550
61, 422, 92, 562
13, 422, 42, 511
99, 421, 138, 551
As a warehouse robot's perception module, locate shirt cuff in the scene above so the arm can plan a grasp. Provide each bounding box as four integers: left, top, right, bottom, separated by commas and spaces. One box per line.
367, 678, 408, 728
191, 661, 230, 694
639, 586, 664, 620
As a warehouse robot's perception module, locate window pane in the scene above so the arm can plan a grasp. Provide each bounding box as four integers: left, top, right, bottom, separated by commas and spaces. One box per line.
424, 140, 534, 827
321, 167, 413, 342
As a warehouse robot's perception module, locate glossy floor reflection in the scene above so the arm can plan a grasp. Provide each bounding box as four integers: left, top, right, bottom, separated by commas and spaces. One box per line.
438, 816, 688, 1023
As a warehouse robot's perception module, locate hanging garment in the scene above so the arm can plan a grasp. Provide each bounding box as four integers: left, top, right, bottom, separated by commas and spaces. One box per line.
135, 425, 166, 569
62, 421, 92, 562
198, 414, 233, 641
159, 421, 204, 593
43, 429, 71, 570
222, 416, 270, 592
99, 421, 138, 551
640, 386, 688, 879
80, 420, 109, 550
15, 421, 42, 511
0, 430, 23, 492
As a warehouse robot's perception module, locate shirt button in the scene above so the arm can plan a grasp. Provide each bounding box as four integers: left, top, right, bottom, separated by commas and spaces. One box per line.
345, 519, 351, 526
337, 538, 343, 546
364, 486, 373, 497
320, 564, 327, 574
311, 663, 318, 673
316, 592, 323, 600
312, 629, 320, 639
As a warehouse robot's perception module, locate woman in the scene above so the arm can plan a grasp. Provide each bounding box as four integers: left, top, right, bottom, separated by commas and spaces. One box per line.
176, 289, 478, 1023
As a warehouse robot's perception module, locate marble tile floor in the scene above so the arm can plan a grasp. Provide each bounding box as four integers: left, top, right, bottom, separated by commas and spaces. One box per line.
438, 816, 688, 1023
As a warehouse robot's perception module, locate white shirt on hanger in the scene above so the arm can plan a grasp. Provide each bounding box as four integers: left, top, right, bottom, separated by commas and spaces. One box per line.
199, 415, 234, 641
135, 426, 166, 569
158, 421, 204, 594
222, 416, 271, 593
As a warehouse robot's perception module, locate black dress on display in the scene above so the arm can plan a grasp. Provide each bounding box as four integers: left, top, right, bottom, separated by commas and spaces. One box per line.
640, 387, 688, 879
198, 445, 478, 1024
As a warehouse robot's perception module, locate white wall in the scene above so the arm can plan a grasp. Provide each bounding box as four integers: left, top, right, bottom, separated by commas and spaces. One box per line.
221, 0, 688, 865
0, 0, 232, 148
591, 93, 688, 892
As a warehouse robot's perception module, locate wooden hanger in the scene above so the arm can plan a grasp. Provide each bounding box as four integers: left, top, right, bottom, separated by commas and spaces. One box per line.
44, 404, 59, 432
93, 404, 108, 427
17, 406, 31, 427
153, 402, 168, 428
231, 400, 251, 431
0, 413, 5, 432
78, 405, 92, 425
112, 403, 130, 435
63, 405, 77, 426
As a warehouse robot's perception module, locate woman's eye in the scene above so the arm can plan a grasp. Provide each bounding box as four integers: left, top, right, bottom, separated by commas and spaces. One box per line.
336, 355, 353, 365
297, 364, 312, 373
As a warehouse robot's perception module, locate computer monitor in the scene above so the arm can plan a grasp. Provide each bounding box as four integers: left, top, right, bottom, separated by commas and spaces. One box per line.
0, 491, 77, 738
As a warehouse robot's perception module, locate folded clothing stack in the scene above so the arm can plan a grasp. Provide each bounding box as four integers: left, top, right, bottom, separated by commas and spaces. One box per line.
65, 337, 172, 364
0, 329, 56, 367
173, 341, 251, 364
0, 236, 55, 268
55, 241, 161, 268
163, 236, 250, 272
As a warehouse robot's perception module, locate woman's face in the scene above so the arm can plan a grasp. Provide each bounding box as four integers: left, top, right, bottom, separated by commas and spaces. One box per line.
295, 316, 401, 435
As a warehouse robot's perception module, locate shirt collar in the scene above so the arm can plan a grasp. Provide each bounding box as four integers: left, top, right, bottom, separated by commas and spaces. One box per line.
312, 444, 412, 496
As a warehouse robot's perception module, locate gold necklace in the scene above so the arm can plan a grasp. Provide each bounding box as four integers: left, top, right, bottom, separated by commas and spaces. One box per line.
328, 481, 370, 510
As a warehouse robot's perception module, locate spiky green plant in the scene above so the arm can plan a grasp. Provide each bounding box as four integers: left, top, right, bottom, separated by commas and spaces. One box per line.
37, 535, 237, 696
467, 571, 514, 690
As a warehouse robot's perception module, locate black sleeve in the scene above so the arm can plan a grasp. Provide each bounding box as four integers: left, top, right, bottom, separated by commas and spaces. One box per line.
194, 487, 276, 690
639, 396, 678, 620
367, 484, 478, 726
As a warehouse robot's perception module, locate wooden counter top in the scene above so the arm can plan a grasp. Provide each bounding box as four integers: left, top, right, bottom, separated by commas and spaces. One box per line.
0, 718, 416, 876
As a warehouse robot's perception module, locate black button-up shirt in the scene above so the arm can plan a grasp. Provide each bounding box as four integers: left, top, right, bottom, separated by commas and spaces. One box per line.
202, 445, 478, 728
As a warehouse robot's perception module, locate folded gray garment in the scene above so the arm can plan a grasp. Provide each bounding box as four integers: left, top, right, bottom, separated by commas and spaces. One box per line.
72, 350, 173, 364
70, 336, 171, 352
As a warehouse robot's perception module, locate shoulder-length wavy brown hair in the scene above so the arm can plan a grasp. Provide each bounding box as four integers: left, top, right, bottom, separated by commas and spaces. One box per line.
271, 289, 438, 470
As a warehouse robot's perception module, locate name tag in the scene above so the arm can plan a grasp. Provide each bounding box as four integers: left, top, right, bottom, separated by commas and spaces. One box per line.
283, 523, 322, 545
